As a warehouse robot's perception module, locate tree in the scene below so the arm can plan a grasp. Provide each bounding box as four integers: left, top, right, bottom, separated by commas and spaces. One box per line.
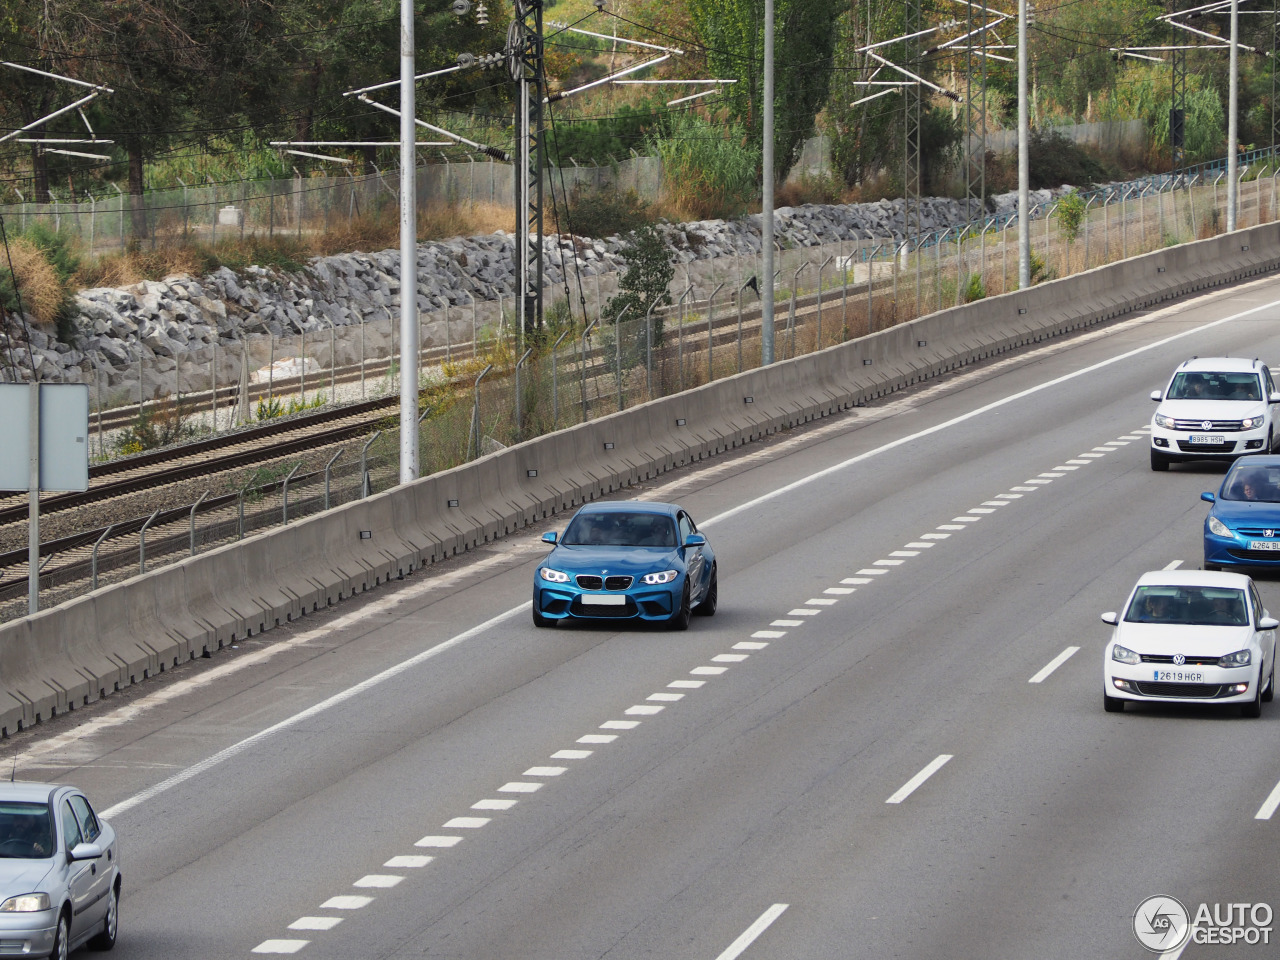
602, 223, 673, 370
687, 0, 843, 184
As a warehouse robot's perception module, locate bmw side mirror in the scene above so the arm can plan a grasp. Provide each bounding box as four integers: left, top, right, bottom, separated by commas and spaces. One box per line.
684, 533, 707, 547
1150, 390, 1162, 402
1260, 617, 1279, 630
1101, 612, 1118, 625
541, 531, 558, 544
1201, 492, 1216, 503
68, 842, 102, 863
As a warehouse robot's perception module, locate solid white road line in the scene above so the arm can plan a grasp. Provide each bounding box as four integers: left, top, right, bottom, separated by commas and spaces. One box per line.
886, 755, 953, 804
1255, 778, 1280, 820
100, 602, 531, 819
1029, 647, 1080, 684
712, 904, 790, 960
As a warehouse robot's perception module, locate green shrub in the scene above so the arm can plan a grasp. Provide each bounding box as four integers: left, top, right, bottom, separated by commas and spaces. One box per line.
557, 183, 653, 239
648, 112, 759, 220
962, 272, 987, 303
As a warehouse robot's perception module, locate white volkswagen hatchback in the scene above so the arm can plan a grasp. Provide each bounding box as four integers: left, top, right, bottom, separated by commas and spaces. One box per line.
1149, 357, 1280, 470
1102, 570, 1278, 716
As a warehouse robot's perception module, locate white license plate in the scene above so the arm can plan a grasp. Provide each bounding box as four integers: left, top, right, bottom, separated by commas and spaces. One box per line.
581, 593, 625, 606
1249, 540, 1280, 551
1189, 434, 1225, 444
1156, 670, 1204, 683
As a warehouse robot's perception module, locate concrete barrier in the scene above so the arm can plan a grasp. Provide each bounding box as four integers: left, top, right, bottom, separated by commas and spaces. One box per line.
3, 221, 1280, 736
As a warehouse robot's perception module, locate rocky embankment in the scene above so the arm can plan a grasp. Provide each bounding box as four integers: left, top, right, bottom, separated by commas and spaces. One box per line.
0, 188, 1060, 401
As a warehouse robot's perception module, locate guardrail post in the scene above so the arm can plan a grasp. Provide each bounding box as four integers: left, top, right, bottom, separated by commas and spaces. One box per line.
581, 318, 600, 422
139, 508, 161, 574
91, 523, 116, 591
189, 490, 209, 556
282, 463, 301, 524
324, 448, 345, 510
707, 282, 724, 380
360, 431, 382, 499
469, 364, 494, 460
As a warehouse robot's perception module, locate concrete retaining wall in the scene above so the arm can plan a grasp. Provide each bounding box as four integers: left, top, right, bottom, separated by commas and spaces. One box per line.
2, 221, 1278, 735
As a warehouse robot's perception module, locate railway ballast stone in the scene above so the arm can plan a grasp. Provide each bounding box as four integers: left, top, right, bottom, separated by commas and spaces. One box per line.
3, 187, 1069, 394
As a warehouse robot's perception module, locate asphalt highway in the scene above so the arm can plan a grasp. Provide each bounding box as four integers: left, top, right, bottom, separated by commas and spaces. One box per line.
8, 273, 1280, 960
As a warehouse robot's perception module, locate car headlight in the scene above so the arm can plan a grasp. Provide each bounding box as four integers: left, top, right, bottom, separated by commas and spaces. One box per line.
1218, 649, 1252, 668
1208, 515, 1232, 537
1241, 415, 1265, 430
539, 567, 571, 583
0, 893, 50, 913
641, 570, 678, 585
1111, 644, 1141, 665
1154, 412, 1177, 429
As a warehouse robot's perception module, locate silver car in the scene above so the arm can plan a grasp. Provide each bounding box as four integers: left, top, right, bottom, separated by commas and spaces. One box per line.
0, 783, 120, 958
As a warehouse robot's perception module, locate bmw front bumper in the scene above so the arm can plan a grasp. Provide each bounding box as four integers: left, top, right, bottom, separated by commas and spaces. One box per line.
534, 583, 681, 622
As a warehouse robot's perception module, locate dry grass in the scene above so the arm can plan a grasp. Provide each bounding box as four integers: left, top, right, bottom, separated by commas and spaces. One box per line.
7, 238, 63, 323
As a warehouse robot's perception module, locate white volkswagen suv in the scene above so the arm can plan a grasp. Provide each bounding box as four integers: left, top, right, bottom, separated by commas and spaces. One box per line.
1150, 357, 1280, 471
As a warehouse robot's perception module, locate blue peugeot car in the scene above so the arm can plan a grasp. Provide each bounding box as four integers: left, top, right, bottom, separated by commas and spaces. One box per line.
533, 501, 717, 629
1202, 455, 1280, 570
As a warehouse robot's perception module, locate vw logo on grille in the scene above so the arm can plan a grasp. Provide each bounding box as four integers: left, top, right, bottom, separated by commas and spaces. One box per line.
1202, 420, 1213, 430
1172, 654, 1186, 666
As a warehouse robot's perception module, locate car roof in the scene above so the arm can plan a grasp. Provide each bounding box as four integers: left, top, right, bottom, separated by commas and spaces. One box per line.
1134, 569, 1253, 589
572, 501, 681, 518
0, 782, 63, 803
1175, 357, 1265, 374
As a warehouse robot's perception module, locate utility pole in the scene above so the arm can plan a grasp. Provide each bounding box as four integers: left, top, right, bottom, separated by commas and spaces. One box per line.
399, 0, 419, 482
513, 0, 545, 339
761, 0, 775, 364
1227, 0, 1239, 231
1018, 0, 1031, 288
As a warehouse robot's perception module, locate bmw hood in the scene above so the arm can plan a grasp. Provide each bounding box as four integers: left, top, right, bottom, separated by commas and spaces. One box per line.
547, 544, 681, 575
0, 858, 54, 890
1158, 399, 1266, 421
1113, 623, 1258, 655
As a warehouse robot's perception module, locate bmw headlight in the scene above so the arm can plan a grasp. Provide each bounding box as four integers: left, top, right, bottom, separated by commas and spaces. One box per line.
1218, 649, 1252, 668
1111, 644, 1141, 665
1241, 415, 1265, 430
642, 570, 678, 585
1154, 412, 1177, 429
539, 567, 570, 583
1208, 515, 1232, 537
0, 893, 50, 913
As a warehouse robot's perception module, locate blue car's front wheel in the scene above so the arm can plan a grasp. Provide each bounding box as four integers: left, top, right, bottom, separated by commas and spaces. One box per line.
667, 582, 691, 631
532, 595, 555, 628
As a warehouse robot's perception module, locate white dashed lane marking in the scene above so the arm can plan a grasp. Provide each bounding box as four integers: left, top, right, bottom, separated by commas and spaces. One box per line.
886, 755, 954, 804
1029, 647, 1080, 684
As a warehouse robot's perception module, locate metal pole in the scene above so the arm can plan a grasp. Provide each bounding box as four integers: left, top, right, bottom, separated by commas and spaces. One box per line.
675, 286, 692, 391
189, 490, 209, 556
470, 364, 494, 459
581, 318, 600, 421
238, 480, 252, 539
817, 255, 832, 349
281, 464, 301, 524
210, 338, 217, 434
399, 0, 419, 482
708, 282, 724, 380
645, 302, 657, 397
614, 305, 629, 411
27, 381, 39, 615
551, 330, 570, 425
514, 347, 533, 437
1018, 0, 1030, 288
761, 0, 775, 364
788, 264, 804, 359
91, 523, 115, 591
322, 448, 344, 510
139, 507, 161, 575
327, 318, 336, 401
868, 245, 877, 332
361, 431, 382, 499
1228, 0, 1240, 231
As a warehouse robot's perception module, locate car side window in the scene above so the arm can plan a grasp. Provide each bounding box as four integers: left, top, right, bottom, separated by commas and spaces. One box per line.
1251, 582, 1265, 624
60, 801, 82, 851
677, 513, 695, 542
1266, 369, 1277, 398
68, 796, 100, 843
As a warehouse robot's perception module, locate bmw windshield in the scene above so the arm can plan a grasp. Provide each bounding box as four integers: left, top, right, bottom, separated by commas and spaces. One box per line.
562, 512, 677, 547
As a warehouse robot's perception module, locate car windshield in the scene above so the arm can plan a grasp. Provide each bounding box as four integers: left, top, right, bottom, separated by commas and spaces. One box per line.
1222, 466, 1280, 502
1167, 371, 1262, 401
562, 511, 676, 547
0, 803, 53, 860
1124, 586, 1249, 626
